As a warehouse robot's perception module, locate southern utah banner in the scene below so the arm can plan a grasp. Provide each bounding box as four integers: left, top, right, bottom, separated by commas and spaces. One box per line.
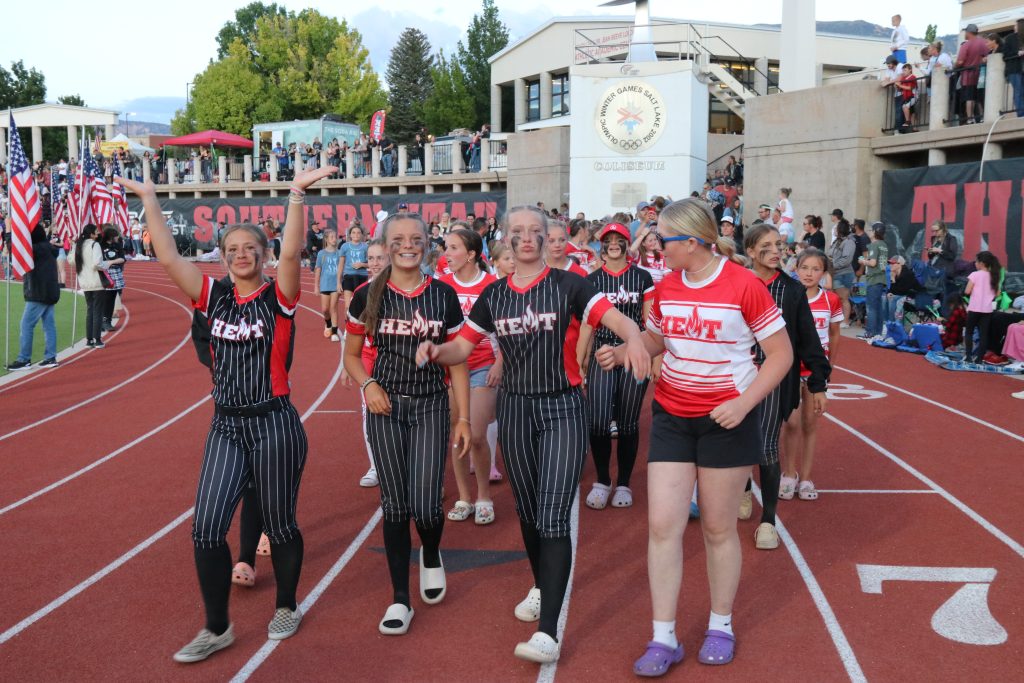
128, 191, 505, 249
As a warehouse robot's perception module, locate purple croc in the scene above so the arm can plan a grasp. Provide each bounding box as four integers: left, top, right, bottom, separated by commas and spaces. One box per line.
698, 629, 735, 665
633, 641, 684, 677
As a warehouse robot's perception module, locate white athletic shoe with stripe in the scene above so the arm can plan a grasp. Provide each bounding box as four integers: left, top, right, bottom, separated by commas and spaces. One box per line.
172, 625, 234, 663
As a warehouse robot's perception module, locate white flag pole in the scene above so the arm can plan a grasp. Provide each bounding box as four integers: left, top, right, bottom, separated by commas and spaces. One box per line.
5, 108, 12, 370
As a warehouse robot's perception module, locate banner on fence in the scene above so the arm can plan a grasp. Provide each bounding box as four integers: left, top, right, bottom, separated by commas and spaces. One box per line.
127, 191, 506, 249
881, 159, 1024, 285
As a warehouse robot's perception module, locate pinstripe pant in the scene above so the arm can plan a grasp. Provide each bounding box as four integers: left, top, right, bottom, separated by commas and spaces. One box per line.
497, 388, 588, 538
192, 403, 308, 549
758, 385, 784, 465
366, 392, 449, 528
586, 359, 649, 435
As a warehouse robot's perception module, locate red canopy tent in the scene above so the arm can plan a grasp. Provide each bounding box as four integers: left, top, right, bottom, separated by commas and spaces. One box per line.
160, 130, 252, 149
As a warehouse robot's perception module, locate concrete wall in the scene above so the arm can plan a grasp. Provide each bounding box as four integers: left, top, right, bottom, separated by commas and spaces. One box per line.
743, 79, 896, 229
707, 133, 744, 172
506, 127, 570, 210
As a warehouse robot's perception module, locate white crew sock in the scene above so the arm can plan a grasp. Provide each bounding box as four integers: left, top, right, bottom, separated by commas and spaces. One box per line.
708, 611, 733, 635
652, 620, 678, 649
487, 421, 498, 468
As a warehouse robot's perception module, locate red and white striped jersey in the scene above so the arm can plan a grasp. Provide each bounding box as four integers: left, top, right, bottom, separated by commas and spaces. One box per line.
648, 259, 785, 417
566, 242, 594, 270
440, 270, 498, 370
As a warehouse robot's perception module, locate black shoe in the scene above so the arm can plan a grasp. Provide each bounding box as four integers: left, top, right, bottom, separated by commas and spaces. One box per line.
86, 340, 97, 348
93, 341, 106, 349
37, 357, 59, 368
5, 360, 31, 371
102, 324, 115, 332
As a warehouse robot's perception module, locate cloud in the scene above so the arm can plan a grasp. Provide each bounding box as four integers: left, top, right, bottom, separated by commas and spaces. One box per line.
93, 96, 187, 125
348, 8, 464, 86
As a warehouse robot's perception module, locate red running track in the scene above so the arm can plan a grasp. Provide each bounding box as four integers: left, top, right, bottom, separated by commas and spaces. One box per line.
0, 262, 1021, 681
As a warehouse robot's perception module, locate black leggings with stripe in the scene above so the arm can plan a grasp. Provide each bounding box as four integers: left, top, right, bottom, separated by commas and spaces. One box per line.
191, 402, 308, 632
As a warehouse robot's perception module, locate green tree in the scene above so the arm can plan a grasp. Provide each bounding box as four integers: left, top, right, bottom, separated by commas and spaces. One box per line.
192, 41, 282, 136
386, 28, 433, 143
925, 24, 938, 44
456, 0, 509, 129
216, 1, 289, 59
420, 50, 474, 136
0, 60, 46, 109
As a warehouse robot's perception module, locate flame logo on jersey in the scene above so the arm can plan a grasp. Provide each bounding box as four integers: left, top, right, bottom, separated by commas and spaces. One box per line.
663, 306, 723, 340
494, 304, 558, 336
459, 295, 475, 316
606, 285, 639, 305
409, 309, 430, 338
378, 308, 444, 338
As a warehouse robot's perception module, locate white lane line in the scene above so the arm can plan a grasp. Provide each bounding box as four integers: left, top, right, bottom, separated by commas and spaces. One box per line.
0, 396, 211, 517
229, 510, 383, 683
0, 508, 195, 645
537, 489, 580, 683
825, 414, 1024, 559
834, 365, 1024, 444
0, 302, 132, 393
0, 288, 192, 443
751, 482, 867, 683
0, 307, 345, 644
816, 489, 938, 494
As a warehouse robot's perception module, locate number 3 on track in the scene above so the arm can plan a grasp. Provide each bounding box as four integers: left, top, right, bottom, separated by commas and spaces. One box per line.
856, 564, 1007, 645
827, 383, 886, 400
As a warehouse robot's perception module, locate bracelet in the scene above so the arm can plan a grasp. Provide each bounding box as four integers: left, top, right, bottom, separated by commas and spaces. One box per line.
289, 186, 305, 195
458, 417, 471, 424
288, 195, 305, 205
361, 377, 378, 391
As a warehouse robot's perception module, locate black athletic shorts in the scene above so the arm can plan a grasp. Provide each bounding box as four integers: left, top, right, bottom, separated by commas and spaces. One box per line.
342, 273, 368, 292
648, 400, 762, 468
319, 289, 338, 296
960, 85, 978, 102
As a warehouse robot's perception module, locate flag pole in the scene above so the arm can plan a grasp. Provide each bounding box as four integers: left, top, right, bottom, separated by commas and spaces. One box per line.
5, 108, 12, 370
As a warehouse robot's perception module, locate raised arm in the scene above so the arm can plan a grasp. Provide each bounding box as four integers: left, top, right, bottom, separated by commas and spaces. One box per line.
280, 166, 338, 302
116, 176, 203, 301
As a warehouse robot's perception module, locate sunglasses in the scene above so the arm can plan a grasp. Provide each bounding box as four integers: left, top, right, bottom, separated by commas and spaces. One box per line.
661, 235, 706, 245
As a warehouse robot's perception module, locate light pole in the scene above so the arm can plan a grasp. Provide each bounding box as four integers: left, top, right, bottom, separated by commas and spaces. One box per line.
123, 111, 136, 135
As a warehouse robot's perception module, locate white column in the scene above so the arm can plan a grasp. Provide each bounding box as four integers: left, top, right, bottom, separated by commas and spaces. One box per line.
491, 84, 503, 132
984, 142, 1003, 161
168, 158, 178, 184
754, 58, 769, 95
243, 154, 253, 183
218, 156, 227, 183
269, 154, 279, 182
320, 149, 329, 169
928, 148, 946, 166
779, 0, 816, 92
424, 143, 433, 176
371, 146, 381, 178
540, 72, 553, 120
398, 145, 408, 177
142, 158, 152, 183
293, 149, 302, 172
514, 79, 527, 127
104, 123, 115, 140
345, 149, 356, 179
481, 139, 490, 173
452, 145, 464, 176
929, 65, 949, 131
0, 126, 6, 164
67, 125, 78, 161
31, 126, 43, 164
984, 52, 1005, 124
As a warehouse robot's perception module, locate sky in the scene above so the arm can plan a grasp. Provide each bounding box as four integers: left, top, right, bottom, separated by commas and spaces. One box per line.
4, 0, 964, 124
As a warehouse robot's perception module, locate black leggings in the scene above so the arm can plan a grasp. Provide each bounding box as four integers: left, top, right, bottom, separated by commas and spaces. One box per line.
103, 288, 121, 322
965, 311, 992, 362
84, 290, 104, 342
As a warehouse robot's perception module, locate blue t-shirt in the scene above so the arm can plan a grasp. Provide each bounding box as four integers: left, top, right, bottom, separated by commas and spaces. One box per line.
340, 241, 368, 276
316, 250, 342, 292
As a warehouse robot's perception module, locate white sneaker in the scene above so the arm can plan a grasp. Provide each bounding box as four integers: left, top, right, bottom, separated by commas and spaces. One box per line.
172, 625, 234, 663
330, 333, 340, 342
1012, 390, 1024, 400
514, 586, 541, 622
514, 631, 560, 663
359, 468, 379, 487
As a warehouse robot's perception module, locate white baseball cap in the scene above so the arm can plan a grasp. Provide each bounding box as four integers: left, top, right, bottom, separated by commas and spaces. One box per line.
376, 210, 388, 221
720, 215, 735, 224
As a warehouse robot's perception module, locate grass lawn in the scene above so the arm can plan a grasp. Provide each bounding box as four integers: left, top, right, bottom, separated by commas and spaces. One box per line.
0, 281, 88, 376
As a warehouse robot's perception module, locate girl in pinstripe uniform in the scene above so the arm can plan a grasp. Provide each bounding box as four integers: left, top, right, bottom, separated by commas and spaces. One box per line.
741, 225, 830, 549
597, 200, 792, 675
343, 214, 472, 636
417, 206, 650, 664
119, 166, 336, 663
579, 222, 655, 510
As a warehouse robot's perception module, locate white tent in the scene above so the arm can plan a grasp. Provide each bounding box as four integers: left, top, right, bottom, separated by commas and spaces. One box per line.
108, 133, 154, 154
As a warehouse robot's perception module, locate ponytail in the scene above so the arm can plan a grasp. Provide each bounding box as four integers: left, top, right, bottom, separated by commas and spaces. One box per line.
715, 235, 747, 266
360, 264, 392, 335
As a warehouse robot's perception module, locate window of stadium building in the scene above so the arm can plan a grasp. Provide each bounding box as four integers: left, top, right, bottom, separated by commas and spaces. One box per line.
552, 74, 569, 117
527, 80, 540, 121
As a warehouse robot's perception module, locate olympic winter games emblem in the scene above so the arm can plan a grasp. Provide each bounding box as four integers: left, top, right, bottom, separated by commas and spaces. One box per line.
595, 81, 665, 155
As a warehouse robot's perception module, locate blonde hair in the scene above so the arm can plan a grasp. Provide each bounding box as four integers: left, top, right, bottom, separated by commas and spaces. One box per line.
658, 198, 745, 265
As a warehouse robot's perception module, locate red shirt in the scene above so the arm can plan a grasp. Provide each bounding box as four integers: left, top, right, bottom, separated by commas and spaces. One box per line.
566, 242, 594, 270
556, 259, 589, 278
648, 259, 785, 417
354, 280, 377, 375
800, 288, 843, 377
957, 37, 989, 87
440, 270, 498, 370
435, 254, 453, 277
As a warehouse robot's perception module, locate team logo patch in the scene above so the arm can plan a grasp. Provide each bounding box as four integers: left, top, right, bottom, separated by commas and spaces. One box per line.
662, 306, 723, 341
595, 81, 666, 155
378, 308, 443, 338
607, 285, 639, 305
211, 317, 266, 341
494, 304, 557, 336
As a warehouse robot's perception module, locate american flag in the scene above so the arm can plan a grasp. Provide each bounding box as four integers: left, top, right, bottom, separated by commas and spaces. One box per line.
74, 140, 98, 232
90, 149, 113, 225
6, 113, 39, 276
111, 158, 130, 235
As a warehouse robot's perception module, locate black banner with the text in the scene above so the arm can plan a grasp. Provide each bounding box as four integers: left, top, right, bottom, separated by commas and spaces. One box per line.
880, 159, 1024, 288
127, 191, 506, 248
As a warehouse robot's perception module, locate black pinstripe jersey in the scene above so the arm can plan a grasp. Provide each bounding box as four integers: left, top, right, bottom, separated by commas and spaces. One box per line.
462, 267, 612, 396
587, 264, 654, 347
193, 276, 298, 408
347, 277, 464, 396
